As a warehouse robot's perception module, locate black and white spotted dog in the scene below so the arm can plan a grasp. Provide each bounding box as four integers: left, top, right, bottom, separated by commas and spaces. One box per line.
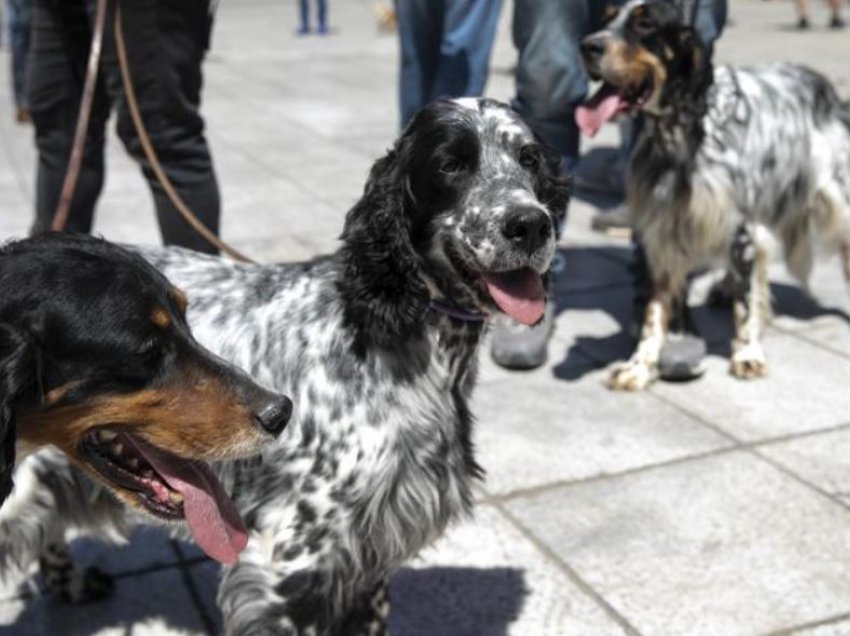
576, 0, 850, 390
1, 98, 568, 634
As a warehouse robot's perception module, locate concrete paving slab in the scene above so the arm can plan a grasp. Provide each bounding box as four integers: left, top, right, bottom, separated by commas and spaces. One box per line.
506, 451, 850, 636
758, 427, 850, 505
652, 334, 850, 442
474, 365, 731, 497
389, 505, 627, 636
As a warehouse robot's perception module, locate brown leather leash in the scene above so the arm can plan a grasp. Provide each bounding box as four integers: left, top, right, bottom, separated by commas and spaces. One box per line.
52, 0, 254, 263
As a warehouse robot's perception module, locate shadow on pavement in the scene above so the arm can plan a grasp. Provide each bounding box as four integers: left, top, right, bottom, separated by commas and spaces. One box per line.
389, 566, 527, 636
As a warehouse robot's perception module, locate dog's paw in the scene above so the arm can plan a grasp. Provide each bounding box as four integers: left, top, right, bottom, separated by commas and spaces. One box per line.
58, 566, 115, 604
730, 343, 768, 380
606, 360, 657, 391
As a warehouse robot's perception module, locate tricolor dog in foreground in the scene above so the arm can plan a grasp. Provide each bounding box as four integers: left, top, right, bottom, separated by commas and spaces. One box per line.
2, 99, 568, 633
0, 233, 291, 598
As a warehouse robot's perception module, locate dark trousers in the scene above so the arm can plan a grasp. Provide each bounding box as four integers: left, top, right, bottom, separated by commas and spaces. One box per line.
395, 0, 504, 128
28, 0, 220, 254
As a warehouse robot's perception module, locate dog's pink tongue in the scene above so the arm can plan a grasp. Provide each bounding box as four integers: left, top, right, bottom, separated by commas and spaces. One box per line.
127, 437, 247, 565
483, 269, 545, 326
575, 85, 626, 137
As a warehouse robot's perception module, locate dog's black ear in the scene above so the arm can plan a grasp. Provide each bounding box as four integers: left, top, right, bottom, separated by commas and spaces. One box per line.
665, 26, 713, 115
535, 144, 571, 226
0, 323, 39, 505
339, 147, 429, 353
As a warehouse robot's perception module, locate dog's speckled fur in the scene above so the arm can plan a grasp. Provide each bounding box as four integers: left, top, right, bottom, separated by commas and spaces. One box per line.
1, 98, 568, 634
581, 0, 850, 390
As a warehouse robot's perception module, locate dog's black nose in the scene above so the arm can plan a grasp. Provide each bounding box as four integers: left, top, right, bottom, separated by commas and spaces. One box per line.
254, 396, 292, 437
580, 34, 606, 60
502, 207, 552, 255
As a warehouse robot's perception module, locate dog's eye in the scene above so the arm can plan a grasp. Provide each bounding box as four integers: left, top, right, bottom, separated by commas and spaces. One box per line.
519, 148, 540, 169
438, 159, 467, 175
133, 339, 158, 359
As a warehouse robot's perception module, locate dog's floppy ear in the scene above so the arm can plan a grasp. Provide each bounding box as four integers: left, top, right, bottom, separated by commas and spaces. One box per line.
0, 323, 39, 505
339, 146, 429, 353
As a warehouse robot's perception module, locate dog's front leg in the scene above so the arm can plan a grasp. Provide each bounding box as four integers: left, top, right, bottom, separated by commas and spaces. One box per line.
729, 224, 770, 379
607, 283, 675, 391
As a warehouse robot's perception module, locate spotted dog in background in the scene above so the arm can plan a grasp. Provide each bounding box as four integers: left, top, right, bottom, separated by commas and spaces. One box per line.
0, 233, 291, 601
2, 99, 568, 633
576, 0, 850, 390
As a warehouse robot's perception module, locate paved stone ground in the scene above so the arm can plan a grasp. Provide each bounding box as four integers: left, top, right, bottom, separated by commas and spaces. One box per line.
2, 1, 850, 634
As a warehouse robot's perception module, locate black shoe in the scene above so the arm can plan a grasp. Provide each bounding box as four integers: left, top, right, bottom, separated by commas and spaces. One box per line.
797, 16, 810, 29
658, 332, 707, 382
830, 15, 845, 28
591, 204, 632, 238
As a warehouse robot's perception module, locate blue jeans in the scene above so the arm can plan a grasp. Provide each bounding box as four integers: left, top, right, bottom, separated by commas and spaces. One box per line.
298, 0, 327, 32
395, 0, 504, 128
6, 0, 32, 109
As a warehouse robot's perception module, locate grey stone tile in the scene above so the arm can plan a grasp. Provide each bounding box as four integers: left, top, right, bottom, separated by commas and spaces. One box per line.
652, 333, 850, 442
782, 321, 850, 360
0, 568, 205, 636
786, 618, 850, 636
473, 365, 731, 497
506, 451, 850, 636
389, 504, 626, 636
758, 428, 850, 504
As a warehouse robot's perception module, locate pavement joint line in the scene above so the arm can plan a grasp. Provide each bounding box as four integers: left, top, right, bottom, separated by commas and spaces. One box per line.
478, 443, 738, 506
556, 279, 633, 299
169, 542, 218, 636
477, 394, 850, 506
492, 502, 643, 636
760, 608, 850, 636
655, 384, 850, 521
771, 321, 850, 362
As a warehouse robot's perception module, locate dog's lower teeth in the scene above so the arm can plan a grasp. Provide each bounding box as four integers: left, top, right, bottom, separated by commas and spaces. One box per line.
127, 458, 140, 470
142, 469, 154, 479
168, 492, 184, 504
111, 442, 124, 456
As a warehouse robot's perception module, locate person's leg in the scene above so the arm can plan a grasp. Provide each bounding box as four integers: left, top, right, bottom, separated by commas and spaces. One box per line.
317, 0, 328, 34
7, 0, 33, 115
794, 0, 810, 28
28, 0, 110, 235
394, 0, 445, 128
512, 0, 606, 168
827, 0, 844, 27
431, 0, 503, 101
298, 0, 309, 33
107, 0, 221, 254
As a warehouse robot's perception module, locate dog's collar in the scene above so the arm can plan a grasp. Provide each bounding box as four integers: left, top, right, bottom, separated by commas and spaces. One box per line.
428, 298, 488, 322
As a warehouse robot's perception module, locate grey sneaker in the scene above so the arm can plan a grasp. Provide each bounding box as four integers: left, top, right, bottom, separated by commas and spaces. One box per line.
490, 300, 555, 370
658, 332, 707, 382
591, 203, 632, 238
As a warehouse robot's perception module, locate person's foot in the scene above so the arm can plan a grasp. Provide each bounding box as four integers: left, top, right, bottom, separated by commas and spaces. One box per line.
297, 25, 310, 35
658, 332, 707, 382
15, 106, 31, 124
573, 154, 626, 197
590, 203, 631, 238
317, 23, 329, 35
829, 14, 845, 28
490, 253, 563, 370
797, 16, 810, 29
490, 300, 555, 370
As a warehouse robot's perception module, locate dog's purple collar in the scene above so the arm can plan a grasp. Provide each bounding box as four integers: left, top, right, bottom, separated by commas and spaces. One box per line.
428, 298, 487, 322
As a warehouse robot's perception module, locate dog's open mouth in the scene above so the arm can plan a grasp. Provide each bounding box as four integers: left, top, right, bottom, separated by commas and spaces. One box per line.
481, 268, 545, 326
575, 78, 653, 137
80, 430, 247, 565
